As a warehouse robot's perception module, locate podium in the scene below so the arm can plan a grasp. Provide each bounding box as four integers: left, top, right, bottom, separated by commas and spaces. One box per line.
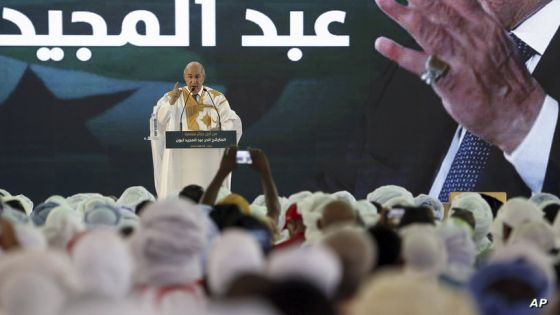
165, 131, 237, 149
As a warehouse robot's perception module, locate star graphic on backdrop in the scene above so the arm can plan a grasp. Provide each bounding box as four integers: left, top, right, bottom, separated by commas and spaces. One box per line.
0, 66, 137, 155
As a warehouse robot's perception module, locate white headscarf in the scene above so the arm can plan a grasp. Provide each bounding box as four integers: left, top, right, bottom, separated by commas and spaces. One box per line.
530, 192, 560, 208
354, 200, 380, 227
366, 185, 414, 207
298, 192, 336, 243
117, 186, 156, 209
0, 188, 11, 197
331, 191, 357, 205
71, 229, 133, 298
207, 229, 265, 296
66, 193, 103, 211
1, 194, 34, 215
0, 251, 81, 315
415, 194, 444, 220
42, 205, 85, 249
130, 199, 207, 286
450, 193, 493, 253
491, 197, 544, 245
267, 244, 341, 297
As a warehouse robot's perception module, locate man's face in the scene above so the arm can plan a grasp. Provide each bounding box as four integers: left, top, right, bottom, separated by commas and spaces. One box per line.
184, 64, 205, 95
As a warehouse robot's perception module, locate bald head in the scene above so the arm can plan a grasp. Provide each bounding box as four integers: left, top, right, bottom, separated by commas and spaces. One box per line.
183, 61, 206, 94
321, 201, 357, 229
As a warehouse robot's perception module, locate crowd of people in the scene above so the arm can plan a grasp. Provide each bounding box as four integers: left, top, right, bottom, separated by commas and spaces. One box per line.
1, 147, 560, 315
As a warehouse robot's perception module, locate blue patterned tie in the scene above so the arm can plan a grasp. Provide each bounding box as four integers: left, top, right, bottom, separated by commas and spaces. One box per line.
438, 33, 537, 202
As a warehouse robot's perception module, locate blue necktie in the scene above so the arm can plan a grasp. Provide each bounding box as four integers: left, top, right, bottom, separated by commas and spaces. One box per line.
438, 33, 537, 202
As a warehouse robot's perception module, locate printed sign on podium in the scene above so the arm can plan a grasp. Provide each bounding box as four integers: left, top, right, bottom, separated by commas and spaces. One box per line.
165, 131, 236, 149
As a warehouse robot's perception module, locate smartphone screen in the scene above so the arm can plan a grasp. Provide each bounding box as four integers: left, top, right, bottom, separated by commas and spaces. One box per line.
236, 150, 252, 164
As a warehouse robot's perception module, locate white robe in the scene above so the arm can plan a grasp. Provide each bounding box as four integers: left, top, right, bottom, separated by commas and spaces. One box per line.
151, 86, 242, 198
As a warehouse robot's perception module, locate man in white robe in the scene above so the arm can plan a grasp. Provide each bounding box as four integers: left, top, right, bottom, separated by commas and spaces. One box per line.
151, 61, 242, 198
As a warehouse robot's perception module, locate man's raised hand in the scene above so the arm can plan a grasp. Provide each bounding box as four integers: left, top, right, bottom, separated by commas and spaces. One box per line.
169, 82, 181, 105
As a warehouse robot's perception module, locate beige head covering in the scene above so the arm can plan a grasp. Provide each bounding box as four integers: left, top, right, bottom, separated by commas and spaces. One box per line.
508, 220, 555, 253
353, 269, 477, 315
400, 224, 447, 276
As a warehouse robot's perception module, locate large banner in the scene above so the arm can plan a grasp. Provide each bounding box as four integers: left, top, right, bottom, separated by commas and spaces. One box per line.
0, 0, 402, 201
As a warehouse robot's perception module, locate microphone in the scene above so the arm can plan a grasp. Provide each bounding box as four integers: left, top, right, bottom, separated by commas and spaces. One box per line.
179, 87, 192, 131
203, 87, 222, 131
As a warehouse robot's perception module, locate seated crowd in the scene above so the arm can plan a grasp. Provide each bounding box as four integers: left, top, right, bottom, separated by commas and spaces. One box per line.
0, 147, 559, 315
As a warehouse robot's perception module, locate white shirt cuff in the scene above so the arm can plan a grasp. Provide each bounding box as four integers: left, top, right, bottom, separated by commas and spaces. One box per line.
505, 95, 559, 193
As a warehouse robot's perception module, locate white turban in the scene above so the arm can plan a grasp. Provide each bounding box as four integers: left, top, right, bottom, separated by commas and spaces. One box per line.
401, 224, 447, 276
267, 244, 341, 297
119, 207, 140, 229
66, 193, 103, 211
1, 194, 34, 215
84, 204, 121, 227
42, 205, 85, 249
0, 188, 11, 197
298, 192, 336, 243
207, 229, 265, 296
499, 197, 544, 228
530, 192, 560, 207
366, 185, 414, 207
508, 220, 555, 253
491, 198, 544, 245
450, 193, 493, 253
252, 194, 266, 207
1, 205, 31, 225
77, 195, 117, 215
130, 199, 207, 286
71, 229, 133, 298
44, 195, 69, 207
117, 186, 156, 209
415, 194, 444, 220
331, 191, 357, 205
354, 200, 380, 227
0, 251, 81, 315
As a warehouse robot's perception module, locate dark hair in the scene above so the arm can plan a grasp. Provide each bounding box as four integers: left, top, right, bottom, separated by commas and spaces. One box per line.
179, 185, 204, 203
398, 206, 435, 228
368, 225, 402, 269
543, 203, 560, 225
450, 207, 476, 230
209, 204, 242, 231
135, 200, 153, 216
263, 279, 337, 315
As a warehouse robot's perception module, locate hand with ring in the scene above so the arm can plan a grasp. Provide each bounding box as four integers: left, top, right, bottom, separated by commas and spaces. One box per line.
373, 0, 546, 154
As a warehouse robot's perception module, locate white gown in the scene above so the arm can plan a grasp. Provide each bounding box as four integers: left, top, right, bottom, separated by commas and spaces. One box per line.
150, 86, 242, 198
